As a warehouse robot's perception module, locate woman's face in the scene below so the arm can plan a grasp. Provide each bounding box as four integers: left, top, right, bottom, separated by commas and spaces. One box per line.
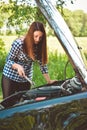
33, 31, 43, 44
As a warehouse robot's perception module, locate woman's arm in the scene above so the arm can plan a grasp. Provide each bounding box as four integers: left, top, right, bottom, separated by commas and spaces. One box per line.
12, 63, 26, 77
38, 60, 57, 84
43, 73, 57, 84
6, 40, 20, 67
6, 39, 26, 77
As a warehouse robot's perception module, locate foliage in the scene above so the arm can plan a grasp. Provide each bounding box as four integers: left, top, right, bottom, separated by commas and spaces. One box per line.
62, 9, 87, 37
56, 0, 75, 14
0, 0, 87, 37
33, 52, 75, 87
84, 53, 87, 62
0, 72, 2, 100
48, 52, 75, 79
0, 38, 7, 71
0, 0, 47, 35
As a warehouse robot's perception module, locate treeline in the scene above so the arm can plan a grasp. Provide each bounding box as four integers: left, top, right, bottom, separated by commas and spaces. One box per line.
0, 1, 87, 37
63, 9, 87, 37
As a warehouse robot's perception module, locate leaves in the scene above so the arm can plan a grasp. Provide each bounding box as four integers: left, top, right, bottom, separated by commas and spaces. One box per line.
0, 38, 7, 70
0, 0, 87, 36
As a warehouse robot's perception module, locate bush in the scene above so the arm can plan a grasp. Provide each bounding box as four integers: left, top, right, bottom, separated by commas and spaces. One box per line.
0, 38, 7, 71
48, 52, 75, 80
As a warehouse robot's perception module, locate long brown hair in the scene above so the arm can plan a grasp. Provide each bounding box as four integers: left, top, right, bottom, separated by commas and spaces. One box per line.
23, 21, 47, 65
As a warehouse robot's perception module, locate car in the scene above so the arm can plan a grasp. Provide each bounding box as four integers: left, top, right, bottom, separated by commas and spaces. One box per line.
0, 0, 87, 130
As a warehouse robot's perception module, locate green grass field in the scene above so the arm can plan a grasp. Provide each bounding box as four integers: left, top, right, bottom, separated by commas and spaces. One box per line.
0, 35, 87, 54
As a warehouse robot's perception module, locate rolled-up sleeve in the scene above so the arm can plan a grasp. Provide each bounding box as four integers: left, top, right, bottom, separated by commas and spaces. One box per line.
38, 60, 48, 74
6, 40, 21, 68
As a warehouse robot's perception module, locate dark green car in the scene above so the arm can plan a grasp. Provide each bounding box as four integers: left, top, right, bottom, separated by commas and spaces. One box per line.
0, 1, 87, 130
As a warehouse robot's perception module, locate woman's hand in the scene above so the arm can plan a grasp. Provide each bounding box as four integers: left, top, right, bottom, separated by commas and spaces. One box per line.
12, 63, 26, 77
17, 65, 26, 77
47, 79, 58, 84
43, 73, 58, 84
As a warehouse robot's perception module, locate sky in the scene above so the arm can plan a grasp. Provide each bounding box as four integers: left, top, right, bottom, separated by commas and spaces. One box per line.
65, 0, 87, 13
35, 0, 87, 13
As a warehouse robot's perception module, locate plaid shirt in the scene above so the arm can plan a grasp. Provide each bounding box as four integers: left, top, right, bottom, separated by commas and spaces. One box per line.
3, 38, 48, 82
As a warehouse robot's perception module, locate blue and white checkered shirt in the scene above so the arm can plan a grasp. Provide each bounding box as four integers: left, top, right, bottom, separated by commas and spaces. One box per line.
3, 38, 48, 82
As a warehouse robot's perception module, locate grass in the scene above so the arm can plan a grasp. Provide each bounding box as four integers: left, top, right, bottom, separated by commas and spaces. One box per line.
0, 35, 87, 54
47, 36, 87, 54
0, 72, 2, 101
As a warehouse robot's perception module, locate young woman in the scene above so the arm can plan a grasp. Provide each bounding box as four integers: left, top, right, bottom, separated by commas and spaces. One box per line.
1, 21, 57, 99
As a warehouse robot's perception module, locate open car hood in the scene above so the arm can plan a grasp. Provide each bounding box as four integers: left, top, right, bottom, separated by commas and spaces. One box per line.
35, 0, 87, 88
0, 2, 87, 129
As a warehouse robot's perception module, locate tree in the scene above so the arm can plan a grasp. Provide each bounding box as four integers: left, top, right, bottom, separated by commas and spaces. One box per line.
80, 13, 87, 36
1, 0, 87, 36
63, 9, 87, 36
0, 0, 47, 35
